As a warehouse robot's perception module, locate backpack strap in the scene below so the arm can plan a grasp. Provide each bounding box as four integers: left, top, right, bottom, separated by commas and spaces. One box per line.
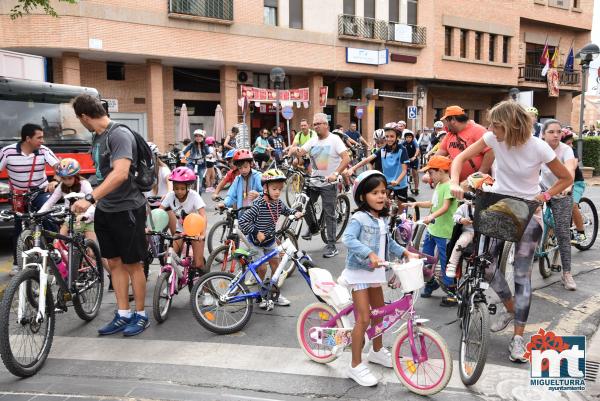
104, 122, 135, 172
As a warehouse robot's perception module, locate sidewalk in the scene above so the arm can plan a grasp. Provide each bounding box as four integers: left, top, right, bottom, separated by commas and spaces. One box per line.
586, 329, 600, 398
585, 176, 600, 187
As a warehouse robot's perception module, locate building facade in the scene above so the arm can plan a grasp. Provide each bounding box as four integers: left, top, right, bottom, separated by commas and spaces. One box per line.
0, 0, 592, 150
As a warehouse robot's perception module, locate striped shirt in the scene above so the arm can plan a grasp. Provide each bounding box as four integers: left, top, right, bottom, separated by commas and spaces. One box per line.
239, 196, 294, 246
0, 143, 59, 190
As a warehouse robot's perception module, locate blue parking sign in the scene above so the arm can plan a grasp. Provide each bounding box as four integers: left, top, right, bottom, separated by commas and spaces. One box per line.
407, 106, 417, 120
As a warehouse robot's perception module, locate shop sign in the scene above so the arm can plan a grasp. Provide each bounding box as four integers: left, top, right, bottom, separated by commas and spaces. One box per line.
346, 47, 388, 65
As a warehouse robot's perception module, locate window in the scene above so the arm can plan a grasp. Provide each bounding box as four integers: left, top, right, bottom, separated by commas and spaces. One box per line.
343, 0, 355, 15
573, 0, 580, 8
106, 62, 125, 81
364, 0, 375, 18
474, 110, 481, 124
253, 73, 290, 90
460, 30, 467, 58
264, 0, 277, 26
407, 0, 417, 25
445, 27, 453, 56
173, 68, 220, 93
474, 32, 482, 60
389, 0, 399, 22
489, 34, 496, 62
289, 0, 302, 29
502, 36, 510, 63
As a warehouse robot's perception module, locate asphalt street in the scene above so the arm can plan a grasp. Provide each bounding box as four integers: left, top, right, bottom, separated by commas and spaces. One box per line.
0, 183, 598, 401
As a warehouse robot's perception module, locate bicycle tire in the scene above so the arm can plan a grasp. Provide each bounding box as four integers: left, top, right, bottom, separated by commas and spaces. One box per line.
574, 197, 598, 251
459, 302, 490, 386
152, 271, 173, 323
285, 172, 304, 207
206, 244, 240, 274
72, 239, 104, 322
406, 196, 420, 221
393, 325, 452, 395
0, 269, 55, 378
207, 220, 232, 257
190, 271, 253, 334
296, 302, 343, 364
16, 229, 37, 269
320, 194, 350, 243
538, 233, 559, 279
412, 224, 426, 251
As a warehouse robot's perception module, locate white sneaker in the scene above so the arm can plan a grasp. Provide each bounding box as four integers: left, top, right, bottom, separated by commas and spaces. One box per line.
561, 272, 577, 291
347, 362, 378, 386
446, 263, 456, 278
367, 347, 393, 368
258, 299, 268, 309
509, 335, 528, 363
275, 294, 291, 306
244, 274, 257, 286
8, 265, 20, 277
202, 293, 215, 307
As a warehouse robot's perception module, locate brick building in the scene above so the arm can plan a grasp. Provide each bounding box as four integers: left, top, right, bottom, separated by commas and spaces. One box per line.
0, 0, 592, 151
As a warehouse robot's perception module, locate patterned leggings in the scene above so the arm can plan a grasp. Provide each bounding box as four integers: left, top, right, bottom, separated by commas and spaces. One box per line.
484, 216, 543, 326
548, 196, 573, 273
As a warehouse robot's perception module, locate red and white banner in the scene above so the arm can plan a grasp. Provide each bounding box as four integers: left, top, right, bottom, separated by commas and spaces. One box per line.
319, 86, 328, 108
241, 85, 309, 103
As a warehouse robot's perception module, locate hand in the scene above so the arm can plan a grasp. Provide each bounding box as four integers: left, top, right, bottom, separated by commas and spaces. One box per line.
326, 173, 338, 183
257, 232, 266, 242
404, 202, 416, 208
345, 167, 354, 177
248, 191, 259, 200
294, 211, 303, 219
390, 179, 399, 187
460, 218, 473, 225
423, 215, 434, 225
450, 183, 464, 200
217, 202, 225, 209
47, 181, 58, 192
368, 253, 383, 269
561, 186, 573, 196
406, 251, 420, 260
534, 193, 547, 203
211, 193, 219, 201
72, 199, 91, 214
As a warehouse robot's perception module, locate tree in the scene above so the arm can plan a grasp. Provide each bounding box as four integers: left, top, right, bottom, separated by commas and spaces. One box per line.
10, 0, 77, 20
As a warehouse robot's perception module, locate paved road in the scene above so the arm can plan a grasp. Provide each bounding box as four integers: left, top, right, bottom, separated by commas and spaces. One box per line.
0, 184, 599, 401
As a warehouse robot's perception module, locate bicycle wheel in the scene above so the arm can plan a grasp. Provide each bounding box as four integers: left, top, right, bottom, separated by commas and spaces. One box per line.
0, 269, 55, 377
538, 233, 559, 279
285, 172, 303, 207
72, 239, 104, 321
296, 302, 343, 364
206, 244, 241, 274
190, 271, 253, 334
207, 220, 232, 257
459, 302, 490, 386
406, 196, 420, 221
393, 325, 452, 395
499, 242, 515, 295
320, 194, 350, 243
412, 224, 427, 251
152, 271, 173, 323
16, 229, 39, 269
574, 197, 598, 251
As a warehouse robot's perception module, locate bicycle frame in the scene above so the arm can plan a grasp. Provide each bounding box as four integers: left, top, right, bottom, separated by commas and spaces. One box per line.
159, 235, 194, 298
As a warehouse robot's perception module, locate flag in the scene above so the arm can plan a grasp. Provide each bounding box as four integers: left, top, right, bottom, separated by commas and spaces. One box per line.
540, 39, 549, 64
541, 57, 550, 77
564, 47, 574, 72
550, 46, 559, 68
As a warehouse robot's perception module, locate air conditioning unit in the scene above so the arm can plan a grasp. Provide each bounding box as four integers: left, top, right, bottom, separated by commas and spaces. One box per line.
237, 71, 254, 85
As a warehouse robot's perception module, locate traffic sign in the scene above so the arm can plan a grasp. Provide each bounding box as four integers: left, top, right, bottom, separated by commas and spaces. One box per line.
281, 106, 294, 120
407, 106, 417, 120
355, 106, 364, 119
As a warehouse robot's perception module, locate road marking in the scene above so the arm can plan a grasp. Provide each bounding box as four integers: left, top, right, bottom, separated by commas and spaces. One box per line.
534, 291, 571, 308
553, 294, 600, 336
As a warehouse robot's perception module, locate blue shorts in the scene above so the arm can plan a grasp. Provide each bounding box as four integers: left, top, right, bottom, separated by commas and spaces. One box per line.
408, 160, 419, 170
572, 181, 585, 203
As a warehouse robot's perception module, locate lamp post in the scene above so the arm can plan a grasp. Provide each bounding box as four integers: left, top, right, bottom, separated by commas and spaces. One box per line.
270, 67, 286, 135
576, 43, 600, 167
508, 87, 520, 101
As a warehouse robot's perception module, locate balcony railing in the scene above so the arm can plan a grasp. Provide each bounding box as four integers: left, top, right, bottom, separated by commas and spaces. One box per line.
338, 14, 426, 46
168, 0, 233, 21
518, 64, 581, 86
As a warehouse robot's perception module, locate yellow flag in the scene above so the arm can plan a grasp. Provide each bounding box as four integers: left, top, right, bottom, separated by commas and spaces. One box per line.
550, 47, 559, 68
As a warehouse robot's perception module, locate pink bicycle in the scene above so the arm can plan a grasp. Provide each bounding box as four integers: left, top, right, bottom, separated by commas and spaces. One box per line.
297, 260, 452, 396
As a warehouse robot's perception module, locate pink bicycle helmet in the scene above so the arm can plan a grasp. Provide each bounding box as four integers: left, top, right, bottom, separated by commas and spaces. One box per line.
169, 167, 196, 183
205, 136, 215, 146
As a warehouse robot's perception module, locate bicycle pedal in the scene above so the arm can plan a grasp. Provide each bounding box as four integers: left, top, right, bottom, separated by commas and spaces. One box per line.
550, 265, 562, 272
487, 304, 497, 315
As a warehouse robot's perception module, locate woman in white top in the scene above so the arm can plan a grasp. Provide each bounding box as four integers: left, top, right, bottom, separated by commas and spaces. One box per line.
145, 142, 172, 200
449, 101, 572, 363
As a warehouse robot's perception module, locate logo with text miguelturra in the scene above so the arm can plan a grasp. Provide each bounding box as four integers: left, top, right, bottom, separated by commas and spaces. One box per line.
525, 328, 586, 392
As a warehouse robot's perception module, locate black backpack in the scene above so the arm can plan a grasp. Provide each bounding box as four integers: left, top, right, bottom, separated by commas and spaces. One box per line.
105, 123, 156, 192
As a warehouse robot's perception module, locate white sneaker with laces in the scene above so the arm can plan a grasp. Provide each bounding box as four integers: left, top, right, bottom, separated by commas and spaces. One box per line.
446, 263, 456, 278
347, 362, 378, 386
490, 310, 514, 333
367, 347, 393, 368
275, 294, 291, 306
509, 335, 528, 363
258, 299, 268, 309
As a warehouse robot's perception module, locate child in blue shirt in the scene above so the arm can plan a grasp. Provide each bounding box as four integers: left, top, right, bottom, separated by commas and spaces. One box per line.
217, 149, 263, 211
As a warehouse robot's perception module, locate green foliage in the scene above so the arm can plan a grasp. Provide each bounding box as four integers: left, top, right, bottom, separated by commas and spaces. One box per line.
10, 0, 77, 20
582, 137, 600, 175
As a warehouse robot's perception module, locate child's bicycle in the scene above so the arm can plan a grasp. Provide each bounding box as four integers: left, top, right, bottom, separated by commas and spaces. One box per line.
190, 235, 322, 334
297, 259, 452, 396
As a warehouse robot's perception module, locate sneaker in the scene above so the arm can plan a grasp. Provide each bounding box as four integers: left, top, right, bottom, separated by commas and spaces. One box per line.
367, 347, 393, 368
202, 293, 215, 307
440, 296, 458, 307
561, 272, 577, 291
491, 310, 514, 333
420, 279, 439, 298
446, 263, 456, 278
123, 313, 150, 337
571, 232, 587, 245
258, 299, 268, 309
98, 312, 132, 335
509, 335, 528, 363
347, 362, 378, 387
323, 246, 339, 258
8, 264, 20, 277
275, 294, 291, 306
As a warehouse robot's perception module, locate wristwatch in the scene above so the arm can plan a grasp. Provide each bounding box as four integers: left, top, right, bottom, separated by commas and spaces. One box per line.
542, 192, 552, 202
85, 193, 96, 204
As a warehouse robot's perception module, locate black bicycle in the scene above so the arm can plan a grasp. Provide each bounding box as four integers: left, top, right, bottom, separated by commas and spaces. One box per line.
0, 195, 103, 377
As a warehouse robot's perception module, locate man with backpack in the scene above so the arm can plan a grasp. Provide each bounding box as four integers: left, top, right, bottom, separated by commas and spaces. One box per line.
72, 94, 152, 337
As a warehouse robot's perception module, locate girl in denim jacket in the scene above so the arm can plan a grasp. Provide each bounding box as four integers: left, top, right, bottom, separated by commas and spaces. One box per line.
341, 170, 418, 387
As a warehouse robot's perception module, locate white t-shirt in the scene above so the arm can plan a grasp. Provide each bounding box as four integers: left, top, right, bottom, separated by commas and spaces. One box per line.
302, 133, 347, 182
341, 217, 387, 285
145, 166, 171, 198
206, 146, 216, 163
160, 189, 206, 231
540, 142, 574, 190
483, 132, 555, 199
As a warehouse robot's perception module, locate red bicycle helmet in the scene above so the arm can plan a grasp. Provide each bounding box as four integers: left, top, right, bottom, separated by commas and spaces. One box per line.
169, 167, 196, 183
233, 149, 254, 163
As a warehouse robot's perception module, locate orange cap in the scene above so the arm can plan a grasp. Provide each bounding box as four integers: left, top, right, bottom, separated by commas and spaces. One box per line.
420, 155, 452, 172
441, 105, 466, 121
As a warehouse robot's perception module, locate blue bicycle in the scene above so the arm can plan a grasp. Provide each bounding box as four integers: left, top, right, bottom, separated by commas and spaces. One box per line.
190, 234, 322, 334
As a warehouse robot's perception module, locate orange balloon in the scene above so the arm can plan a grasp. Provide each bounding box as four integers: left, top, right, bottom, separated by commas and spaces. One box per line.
182, 213, 206, 236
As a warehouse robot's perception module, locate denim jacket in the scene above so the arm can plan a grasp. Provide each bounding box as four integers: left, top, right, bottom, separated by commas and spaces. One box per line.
223, 170, 263, 209
342, 211, 406, 271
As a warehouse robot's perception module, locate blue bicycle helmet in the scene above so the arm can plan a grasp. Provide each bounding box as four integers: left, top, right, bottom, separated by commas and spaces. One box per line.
225, 149, 236, 159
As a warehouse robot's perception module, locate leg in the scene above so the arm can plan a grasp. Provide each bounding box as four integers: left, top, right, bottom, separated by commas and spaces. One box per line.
548, 197, 573, 272
485, 239, 514, 309
84, 231, 110, 274
167, 210, 177, 235
107, 257, 131, 311
447, 231, 474, 272
125, 262, 146, 312
572, 203, 584, 231
350, 288, 371, 367
412, 168, 419, 191
191, 238, 205, 270
321, 185, 337, 247
368, 286, 385, 351
421, 231, 439, 295
433, 235, 451, 287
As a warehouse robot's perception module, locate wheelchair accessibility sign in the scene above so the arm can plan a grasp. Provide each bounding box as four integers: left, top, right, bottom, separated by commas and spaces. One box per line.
407, 106, 417, 120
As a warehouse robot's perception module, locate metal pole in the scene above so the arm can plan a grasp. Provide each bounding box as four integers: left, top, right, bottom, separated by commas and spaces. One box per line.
275, 88, 280, 134
577, 63, 588, 167
286, 119, 291, 148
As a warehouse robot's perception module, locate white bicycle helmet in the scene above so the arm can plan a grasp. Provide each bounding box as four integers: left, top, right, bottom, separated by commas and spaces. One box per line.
147, 141, 160, 155
397, 120, 407, 127
433, 121, 444, 129
373, 129, 386, 141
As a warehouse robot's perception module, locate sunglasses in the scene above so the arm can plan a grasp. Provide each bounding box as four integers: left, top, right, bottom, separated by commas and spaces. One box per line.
313, 122, 327, 126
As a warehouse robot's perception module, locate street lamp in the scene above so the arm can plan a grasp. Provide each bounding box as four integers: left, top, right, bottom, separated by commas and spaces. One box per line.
576, 43, 600, 167
270, 67, 286, 135
508, 87, 520, 101
343, 86, 354, 100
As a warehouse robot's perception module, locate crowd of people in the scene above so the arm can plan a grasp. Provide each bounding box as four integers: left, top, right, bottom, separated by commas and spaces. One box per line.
0, 94, 589, 387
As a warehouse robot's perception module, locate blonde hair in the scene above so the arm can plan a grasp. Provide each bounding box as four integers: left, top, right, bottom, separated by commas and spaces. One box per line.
488, 100, 533, 147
